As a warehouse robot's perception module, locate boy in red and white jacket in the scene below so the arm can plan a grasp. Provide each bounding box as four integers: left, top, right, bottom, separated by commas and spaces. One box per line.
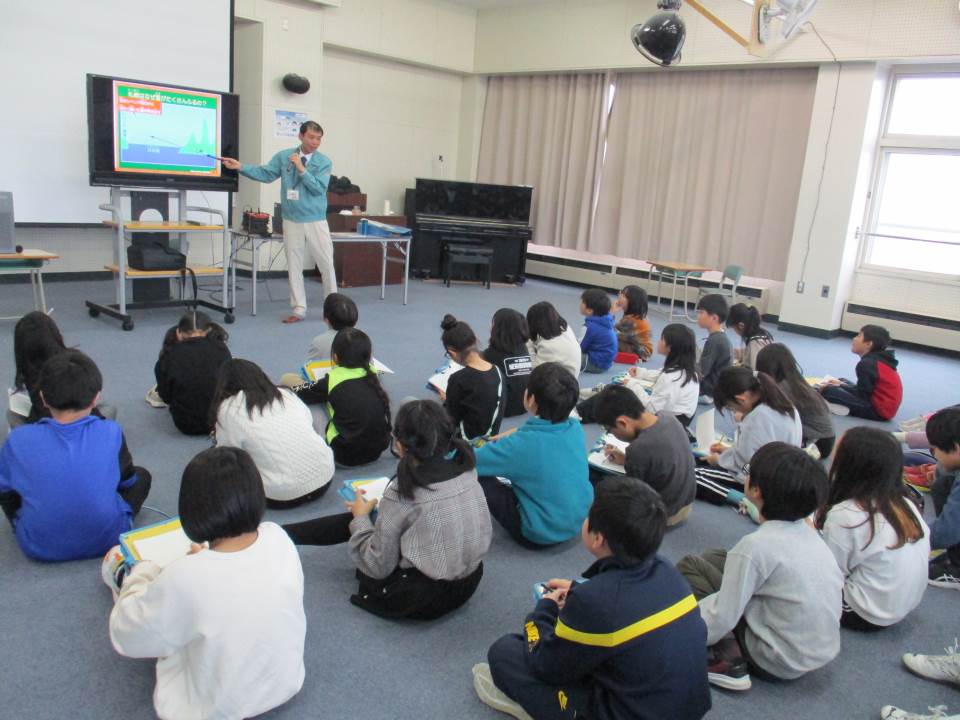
820, 324, 902, 421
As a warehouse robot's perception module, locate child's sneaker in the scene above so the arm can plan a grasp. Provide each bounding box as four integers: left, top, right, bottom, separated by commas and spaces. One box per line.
881, 706, 959, 719
698, 395, 713, 406
472, 663, 533, 720
706, 636, 752, 691
928, 556, 960, 590
903, 464, 937, 492
145, 386, 167, 408
101, 545, 127, 599
826, 402, 850, 416
903, 640, 960, 686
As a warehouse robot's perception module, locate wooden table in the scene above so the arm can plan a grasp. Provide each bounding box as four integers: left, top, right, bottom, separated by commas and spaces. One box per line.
649, 260, 712, 322
0, 249, 58, 318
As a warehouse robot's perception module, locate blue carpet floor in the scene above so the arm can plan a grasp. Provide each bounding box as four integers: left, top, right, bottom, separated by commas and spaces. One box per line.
0, 274, 957, 720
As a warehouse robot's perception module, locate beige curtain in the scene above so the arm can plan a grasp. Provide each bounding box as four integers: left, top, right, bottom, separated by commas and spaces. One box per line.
593, 67, 817, 280
477, 73, 608, 251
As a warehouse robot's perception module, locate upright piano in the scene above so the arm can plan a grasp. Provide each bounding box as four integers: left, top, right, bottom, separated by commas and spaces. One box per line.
405, 179, 533, 284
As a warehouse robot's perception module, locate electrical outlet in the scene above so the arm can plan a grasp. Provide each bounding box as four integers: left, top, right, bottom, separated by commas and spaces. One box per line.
821, 285, 830, 298
796, 281, 805, 294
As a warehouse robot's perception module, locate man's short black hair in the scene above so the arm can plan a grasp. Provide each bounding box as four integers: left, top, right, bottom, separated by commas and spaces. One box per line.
526, 362, 579, 422
592, 385, 645, 428
36, 350, 102, 411
748, 442, 826, 521
588, 477, 666, 564
299, 120, 324, 136
179, 447, 266, 543
860, 324, 891, 352
580, 288, 612, 316
323, 293, 358, 331
696, 293, 729, 323
926, 406, 960, 454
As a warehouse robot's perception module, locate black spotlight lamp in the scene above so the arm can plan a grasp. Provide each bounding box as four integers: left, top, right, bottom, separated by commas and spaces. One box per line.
631, 0, 686, 67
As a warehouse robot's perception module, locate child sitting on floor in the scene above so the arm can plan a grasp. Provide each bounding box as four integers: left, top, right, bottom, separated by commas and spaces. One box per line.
292, 328, 391, 466
474, 362, 593, 548
577, 324, 700, 426
592, 385, 696, 526
679, 442, 842, 691
815, 427, 929, 630
819, 324, 903, 421
924, 407, 960, 590
579, 288, 617, 373
614, 284, 653, 362
440, 314, 505, 441
108, 446, 306, 720
282, 400, 491, 620
726, 303, 773, 370
695, 366, 802, 505
483, 308, 533, 418
211, 359, 334, 508
0, 350, 151, 561
756, 343, 835, 458
526, 301, 582, 378
153, 310, 232, 435
475, 477, 711, 720
9, 310, 116, 428
695, 294, 733, 402
279, 292, 359, 387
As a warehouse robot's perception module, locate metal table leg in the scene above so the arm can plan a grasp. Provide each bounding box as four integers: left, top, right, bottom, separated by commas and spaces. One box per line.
380, 240, 387, 301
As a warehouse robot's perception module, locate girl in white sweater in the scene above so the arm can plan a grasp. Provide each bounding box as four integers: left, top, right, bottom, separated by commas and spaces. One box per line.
526, 301, 581, 378
212, 359, 334, 507
624, 323, 700, 424
815, 427, 929, 630
108, 447, 307, 720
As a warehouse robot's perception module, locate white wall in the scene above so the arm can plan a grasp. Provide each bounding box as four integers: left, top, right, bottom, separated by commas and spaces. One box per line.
320, 47, 465, 216
473, 0, 960, 73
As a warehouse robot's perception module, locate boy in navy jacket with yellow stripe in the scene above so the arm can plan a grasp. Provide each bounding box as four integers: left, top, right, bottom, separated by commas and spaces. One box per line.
474, 478, 710, 720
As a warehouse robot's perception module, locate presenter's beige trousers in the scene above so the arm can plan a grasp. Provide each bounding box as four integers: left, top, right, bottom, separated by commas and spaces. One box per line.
283, 219, 337, 318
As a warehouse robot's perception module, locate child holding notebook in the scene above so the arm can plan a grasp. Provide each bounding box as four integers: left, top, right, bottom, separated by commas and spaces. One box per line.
0, 351, 151, 562
283, 400, 491, 620
108, 446, 306, 720
475, 477, 710, 720
473, 363, 593, 547
819, 324, 903, 420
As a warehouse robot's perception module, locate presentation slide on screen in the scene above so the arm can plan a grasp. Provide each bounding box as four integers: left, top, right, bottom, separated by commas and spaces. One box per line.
113, 81, 222, 176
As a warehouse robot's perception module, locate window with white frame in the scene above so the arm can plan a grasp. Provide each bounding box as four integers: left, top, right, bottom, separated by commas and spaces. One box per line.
861, 71, 960, 276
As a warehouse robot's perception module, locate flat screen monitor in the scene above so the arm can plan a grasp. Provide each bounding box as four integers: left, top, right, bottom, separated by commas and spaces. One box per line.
415, 179, 532, 223
87, 74, 239, 192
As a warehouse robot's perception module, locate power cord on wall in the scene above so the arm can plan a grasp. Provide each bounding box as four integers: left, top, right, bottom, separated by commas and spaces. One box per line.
795, 21, 840, 292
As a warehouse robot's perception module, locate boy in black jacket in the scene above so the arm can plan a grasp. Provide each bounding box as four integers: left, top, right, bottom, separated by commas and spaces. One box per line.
474, 478, 710, 720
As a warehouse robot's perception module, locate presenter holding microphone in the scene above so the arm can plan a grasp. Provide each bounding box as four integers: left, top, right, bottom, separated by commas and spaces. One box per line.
222, 121, 336, 324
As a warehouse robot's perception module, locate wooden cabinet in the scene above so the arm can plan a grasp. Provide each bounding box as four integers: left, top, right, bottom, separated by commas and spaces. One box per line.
325, 214, 407, 287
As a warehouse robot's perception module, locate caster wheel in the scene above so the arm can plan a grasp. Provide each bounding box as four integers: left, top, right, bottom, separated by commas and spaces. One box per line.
88, 308, 100, 318
122, 320, 135, 331
224, 313, 236, 325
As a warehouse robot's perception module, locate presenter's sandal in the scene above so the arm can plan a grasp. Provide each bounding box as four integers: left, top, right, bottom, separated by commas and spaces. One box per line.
472, 664, 532, 720
282, 315, 304, 324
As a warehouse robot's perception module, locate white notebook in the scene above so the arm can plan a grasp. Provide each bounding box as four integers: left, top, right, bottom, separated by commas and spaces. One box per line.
693, 409, 720, 457
587, 434, 629, 475
119, 518, 192, 568
427, 359, 464, 394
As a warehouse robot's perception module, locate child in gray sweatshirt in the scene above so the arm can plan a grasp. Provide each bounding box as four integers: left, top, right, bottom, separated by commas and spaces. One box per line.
679, 442, 842, 691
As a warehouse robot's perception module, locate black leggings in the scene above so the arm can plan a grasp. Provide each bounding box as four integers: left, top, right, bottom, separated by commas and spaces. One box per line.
266, 482, 331, 510
282, 512, 484, 620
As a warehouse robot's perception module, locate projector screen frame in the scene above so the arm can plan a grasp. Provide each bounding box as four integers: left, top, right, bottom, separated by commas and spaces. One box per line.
86, 73, 240, 194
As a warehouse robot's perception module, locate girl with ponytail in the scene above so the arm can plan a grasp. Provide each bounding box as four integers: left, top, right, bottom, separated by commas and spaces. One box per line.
283, 399, 492, 620
291, 327, 391, 466
726, 303, 774, 370
439, 314, 505, 441
695, 366, 803, 504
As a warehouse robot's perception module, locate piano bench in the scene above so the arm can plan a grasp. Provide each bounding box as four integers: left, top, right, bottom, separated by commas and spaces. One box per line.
443, 244, 494, 289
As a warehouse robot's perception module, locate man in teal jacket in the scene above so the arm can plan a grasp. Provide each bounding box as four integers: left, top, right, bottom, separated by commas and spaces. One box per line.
223, 120, 336, 323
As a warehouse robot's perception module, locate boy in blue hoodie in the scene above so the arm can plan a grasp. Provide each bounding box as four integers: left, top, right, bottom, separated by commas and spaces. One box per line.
474, 477, 711, 720
474, 363, 593, 547
0, 351, 151, 562
579, 288, 617, 373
